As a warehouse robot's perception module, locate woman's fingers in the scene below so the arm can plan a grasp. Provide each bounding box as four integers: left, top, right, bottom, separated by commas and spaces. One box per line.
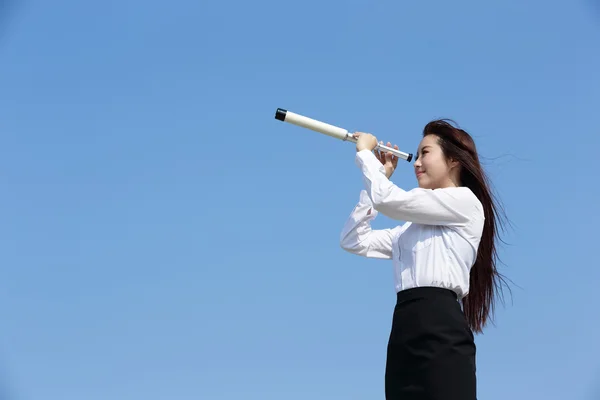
374, 141, 381, 162
384, 142, 392, 162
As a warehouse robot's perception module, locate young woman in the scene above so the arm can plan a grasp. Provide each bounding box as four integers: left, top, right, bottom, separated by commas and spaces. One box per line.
340, 119, 507, 400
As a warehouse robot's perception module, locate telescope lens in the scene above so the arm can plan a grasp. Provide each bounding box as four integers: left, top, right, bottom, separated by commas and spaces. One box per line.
275, 108, 287, 121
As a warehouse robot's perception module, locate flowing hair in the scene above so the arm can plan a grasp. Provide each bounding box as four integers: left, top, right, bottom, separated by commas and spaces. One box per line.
423, 119, 510, 333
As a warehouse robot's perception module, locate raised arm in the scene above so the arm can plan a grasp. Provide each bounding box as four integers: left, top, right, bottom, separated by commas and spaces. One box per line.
355, 150, 484, 226
340, 190, 405, 259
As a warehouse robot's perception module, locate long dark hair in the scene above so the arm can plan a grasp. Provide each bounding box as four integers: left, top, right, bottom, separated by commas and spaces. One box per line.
423, 119, 509, 334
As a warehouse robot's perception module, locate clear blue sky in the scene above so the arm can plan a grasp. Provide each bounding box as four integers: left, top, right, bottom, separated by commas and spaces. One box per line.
1, 1, 599, 399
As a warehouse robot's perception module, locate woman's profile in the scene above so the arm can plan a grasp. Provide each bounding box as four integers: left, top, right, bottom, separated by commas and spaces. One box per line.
340, 119, 508, 400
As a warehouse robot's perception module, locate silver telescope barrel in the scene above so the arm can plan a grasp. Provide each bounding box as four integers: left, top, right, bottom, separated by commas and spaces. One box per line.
274, 108, 413, 162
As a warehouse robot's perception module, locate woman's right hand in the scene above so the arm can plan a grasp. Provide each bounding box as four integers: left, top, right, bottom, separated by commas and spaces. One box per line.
375, 141, 399, 179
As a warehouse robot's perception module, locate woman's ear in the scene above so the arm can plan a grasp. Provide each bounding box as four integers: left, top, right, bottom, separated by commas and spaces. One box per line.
449, 158, 460, 170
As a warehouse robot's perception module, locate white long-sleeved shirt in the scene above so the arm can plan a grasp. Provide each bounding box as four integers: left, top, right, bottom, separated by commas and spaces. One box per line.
340, 150, 485, 298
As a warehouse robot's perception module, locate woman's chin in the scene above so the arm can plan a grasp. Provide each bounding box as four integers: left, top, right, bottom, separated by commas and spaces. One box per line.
417, 176, 431, 189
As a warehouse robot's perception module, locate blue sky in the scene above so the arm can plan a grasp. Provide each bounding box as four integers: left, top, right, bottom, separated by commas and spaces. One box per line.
1, 1, 599, 399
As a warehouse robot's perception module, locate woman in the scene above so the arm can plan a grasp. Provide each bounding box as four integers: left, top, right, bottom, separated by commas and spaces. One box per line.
340, 119, 508, 399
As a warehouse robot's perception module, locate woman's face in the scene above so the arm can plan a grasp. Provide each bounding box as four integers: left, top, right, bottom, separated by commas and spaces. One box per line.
413, 134, 459, 189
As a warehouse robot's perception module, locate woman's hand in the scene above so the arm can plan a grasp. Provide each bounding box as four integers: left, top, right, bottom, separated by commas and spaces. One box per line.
354, 132, 378, 152
376, 141, 399, 179
354, 133, 399, 179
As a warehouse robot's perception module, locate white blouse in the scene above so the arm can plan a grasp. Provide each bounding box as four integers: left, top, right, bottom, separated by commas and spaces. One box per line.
340, 150, 485, 299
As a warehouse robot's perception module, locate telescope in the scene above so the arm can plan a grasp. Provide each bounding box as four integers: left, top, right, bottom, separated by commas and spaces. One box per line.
274, 108, 413, 162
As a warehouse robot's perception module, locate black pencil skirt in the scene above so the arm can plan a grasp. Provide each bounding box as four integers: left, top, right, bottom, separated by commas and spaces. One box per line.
385, 287, 476, 400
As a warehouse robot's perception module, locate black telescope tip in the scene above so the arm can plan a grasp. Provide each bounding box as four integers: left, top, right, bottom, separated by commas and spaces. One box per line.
275, 108, 287, 121
407, 153, 413, 162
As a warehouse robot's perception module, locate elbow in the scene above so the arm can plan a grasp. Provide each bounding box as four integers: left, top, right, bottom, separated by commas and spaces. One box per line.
339, 237, 368, 256
339, 236, 353, 252
371, 199, 383, 212
340, 242, 355, 253
370, 197, 390, 216
339, 235, 360, 254
370, 195, 403, 221
369, 191, 388, 212
340, 242, 361, 255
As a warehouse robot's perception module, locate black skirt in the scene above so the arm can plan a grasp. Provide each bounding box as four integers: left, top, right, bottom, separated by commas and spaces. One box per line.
385, 287, 477, 400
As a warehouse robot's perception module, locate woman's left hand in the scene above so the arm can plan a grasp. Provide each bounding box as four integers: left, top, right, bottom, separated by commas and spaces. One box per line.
353, 132, 378, 152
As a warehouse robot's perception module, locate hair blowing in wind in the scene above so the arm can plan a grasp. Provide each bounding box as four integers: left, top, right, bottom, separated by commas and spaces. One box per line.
423, 119, 510, 333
